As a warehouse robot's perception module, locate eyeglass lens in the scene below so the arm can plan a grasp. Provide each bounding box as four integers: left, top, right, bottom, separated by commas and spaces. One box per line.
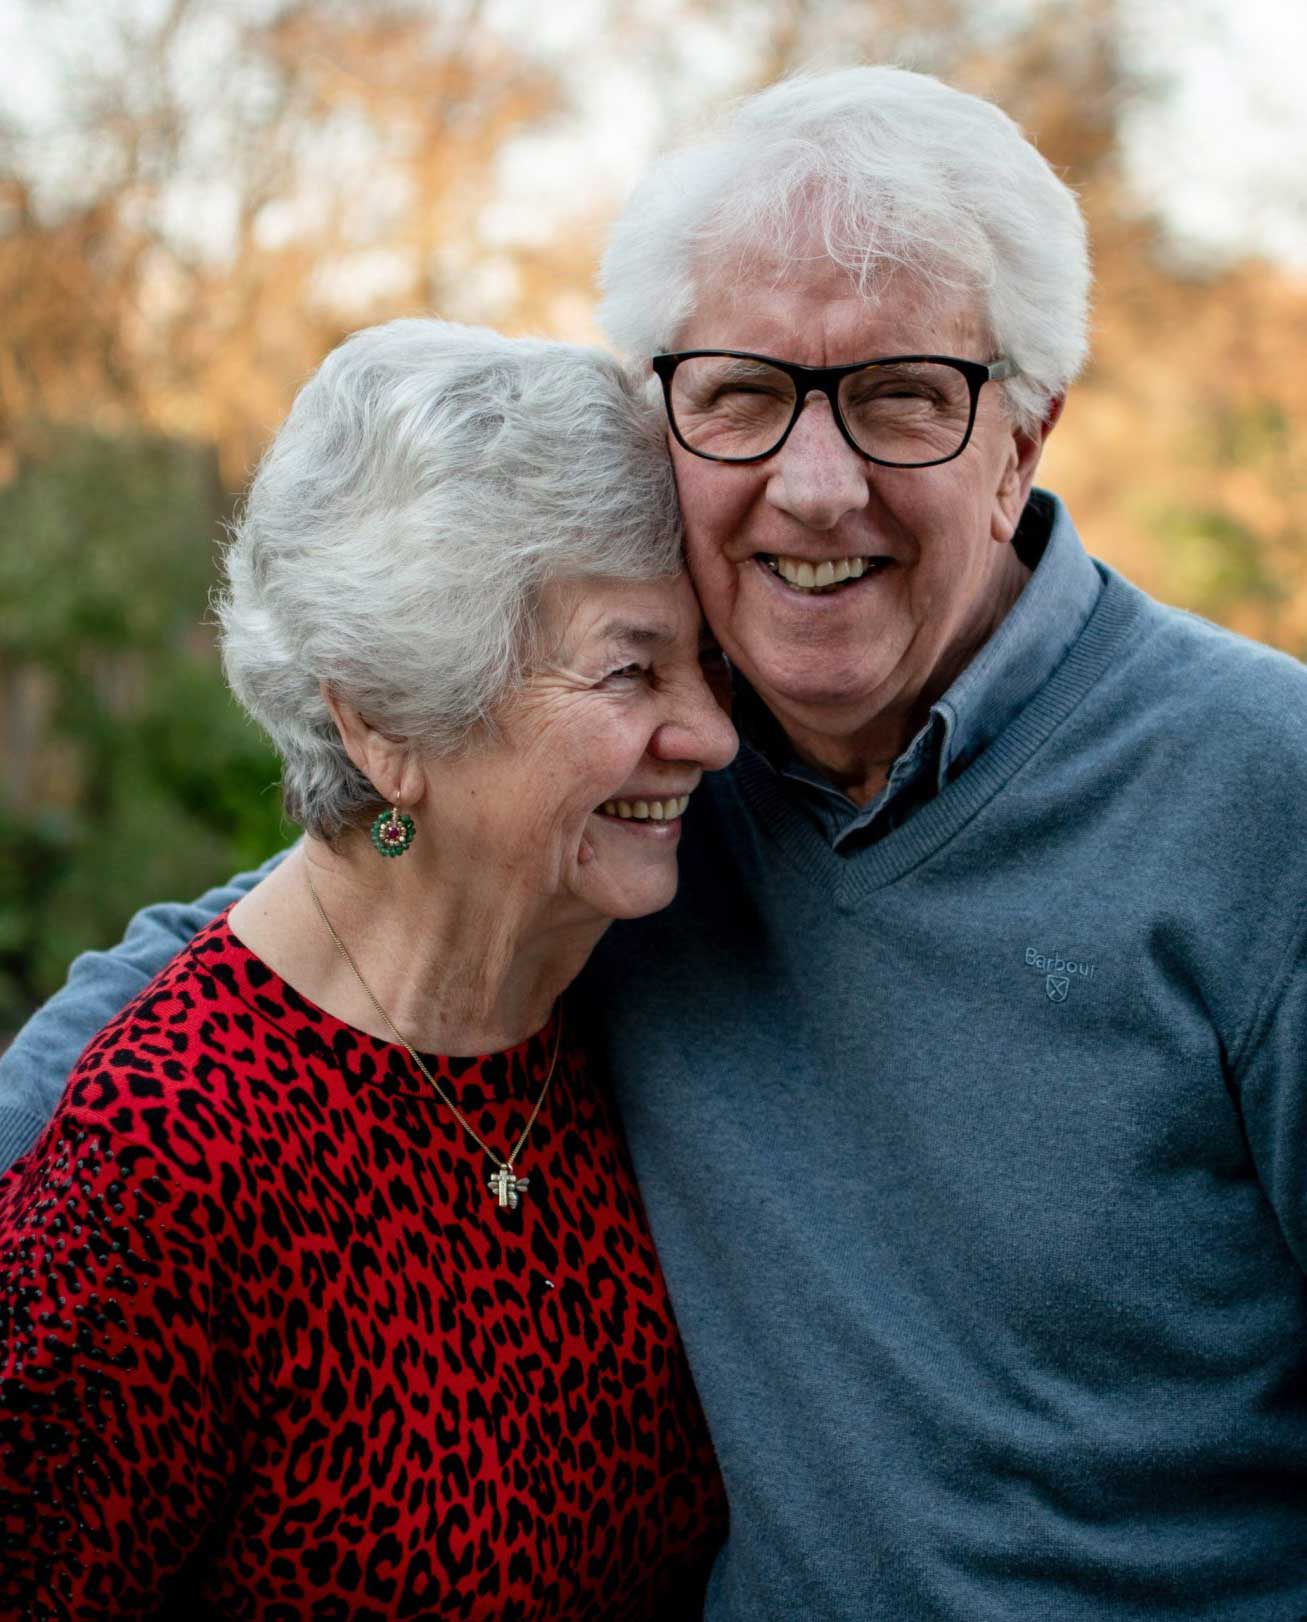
667, 356, 975, 464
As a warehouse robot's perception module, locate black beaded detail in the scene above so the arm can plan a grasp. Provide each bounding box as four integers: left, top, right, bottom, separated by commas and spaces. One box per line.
0, 1113, 158, 1616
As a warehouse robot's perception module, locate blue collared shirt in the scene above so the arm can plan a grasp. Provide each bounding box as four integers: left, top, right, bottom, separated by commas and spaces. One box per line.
734, 489, 1104, 850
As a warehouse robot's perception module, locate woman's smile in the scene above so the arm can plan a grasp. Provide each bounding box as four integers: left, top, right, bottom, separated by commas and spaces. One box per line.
595, 790, 693, 824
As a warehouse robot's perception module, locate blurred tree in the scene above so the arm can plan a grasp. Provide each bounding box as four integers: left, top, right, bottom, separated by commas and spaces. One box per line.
0, 427, 286, 1029
0, 0, 569, 479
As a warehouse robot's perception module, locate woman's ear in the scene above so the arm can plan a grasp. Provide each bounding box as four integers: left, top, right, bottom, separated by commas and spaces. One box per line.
321, 684, 426, 809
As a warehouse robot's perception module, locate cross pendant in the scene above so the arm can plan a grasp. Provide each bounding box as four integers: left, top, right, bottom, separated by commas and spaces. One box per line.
488, 1165, 529, 1210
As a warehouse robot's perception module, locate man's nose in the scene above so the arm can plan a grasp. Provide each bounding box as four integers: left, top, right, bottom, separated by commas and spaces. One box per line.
766, 393, 870, 530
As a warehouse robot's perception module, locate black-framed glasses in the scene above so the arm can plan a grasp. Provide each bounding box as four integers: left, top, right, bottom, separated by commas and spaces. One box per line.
651, 350, 1017, 468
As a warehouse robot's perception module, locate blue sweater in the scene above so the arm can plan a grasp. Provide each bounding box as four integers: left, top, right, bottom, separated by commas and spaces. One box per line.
3, 508, 1307, 1618
584, 559, 1307, 1620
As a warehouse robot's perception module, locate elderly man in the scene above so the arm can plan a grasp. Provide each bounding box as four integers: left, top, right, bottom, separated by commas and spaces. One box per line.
3, 67, 1306, 1620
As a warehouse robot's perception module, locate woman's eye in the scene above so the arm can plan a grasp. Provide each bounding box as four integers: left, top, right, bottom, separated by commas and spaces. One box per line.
605, 663, 647, 683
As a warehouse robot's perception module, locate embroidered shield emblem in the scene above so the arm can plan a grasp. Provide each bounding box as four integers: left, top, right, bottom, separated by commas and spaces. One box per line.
1045, 974, 1070, 1003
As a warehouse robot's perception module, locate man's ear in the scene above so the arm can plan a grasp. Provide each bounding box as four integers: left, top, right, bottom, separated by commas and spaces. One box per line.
992, 395, 1065, 545
321, 684, 425, 808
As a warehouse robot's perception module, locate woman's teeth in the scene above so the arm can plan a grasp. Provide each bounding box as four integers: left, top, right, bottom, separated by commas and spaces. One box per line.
763, 554, 879, 592
598, 794, 691, 822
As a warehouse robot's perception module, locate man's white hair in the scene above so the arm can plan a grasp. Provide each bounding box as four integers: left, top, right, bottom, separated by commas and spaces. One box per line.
216, 318, 681, 839
599, 65, 1091, 429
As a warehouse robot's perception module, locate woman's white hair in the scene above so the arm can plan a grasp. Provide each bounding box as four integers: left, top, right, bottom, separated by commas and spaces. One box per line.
216, 318, 682, 839
599, 65, 1091, 429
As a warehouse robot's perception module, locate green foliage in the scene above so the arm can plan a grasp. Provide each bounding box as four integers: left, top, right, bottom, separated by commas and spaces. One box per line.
1209, 399, 1290, 469
1148, 503, 1286, 624
1, 431, 216, 661
0, 428, 289, 1033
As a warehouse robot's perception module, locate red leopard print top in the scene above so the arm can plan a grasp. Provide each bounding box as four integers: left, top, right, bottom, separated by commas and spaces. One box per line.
0, 914, 726, 1619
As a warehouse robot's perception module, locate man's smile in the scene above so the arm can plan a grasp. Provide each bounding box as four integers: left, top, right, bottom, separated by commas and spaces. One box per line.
755, 553, 897, 595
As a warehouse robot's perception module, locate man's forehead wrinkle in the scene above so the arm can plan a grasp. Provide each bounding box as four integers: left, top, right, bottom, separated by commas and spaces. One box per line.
691, 250, 968, 329
693, 185, 972, 293
683, 282, 984, 374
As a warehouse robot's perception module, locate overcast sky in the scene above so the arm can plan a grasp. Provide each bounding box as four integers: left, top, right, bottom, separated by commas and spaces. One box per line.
493, 0, 1307, 274
1117, 0, 1307, 270
2, 0, 1305, 274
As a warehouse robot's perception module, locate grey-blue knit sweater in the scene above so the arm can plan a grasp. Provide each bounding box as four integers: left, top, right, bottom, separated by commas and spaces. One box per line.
576, 558, 1307, 1619
2, 523, 1306, 1618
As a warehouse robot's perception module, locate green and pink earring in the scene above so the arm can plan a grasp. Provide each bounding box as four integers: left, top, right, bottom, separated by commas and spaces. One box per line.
370, 804, 415, 858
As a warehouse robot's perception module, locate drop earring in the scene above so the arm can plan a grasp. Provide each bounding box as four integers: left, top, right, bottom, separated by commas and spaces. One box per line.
369, 805, 415, 858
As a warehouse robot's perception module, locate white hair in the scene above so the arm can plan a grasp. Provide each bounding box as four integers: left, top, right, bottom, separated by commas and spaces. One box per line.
216, 318, 682, 839
599, 65, 1091, 428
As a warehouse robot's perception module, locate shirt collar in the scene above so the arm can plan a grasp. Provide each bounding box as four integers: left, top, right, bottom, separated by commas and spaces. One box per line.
929, 487, 1103, 787
732, 489, 1104, 842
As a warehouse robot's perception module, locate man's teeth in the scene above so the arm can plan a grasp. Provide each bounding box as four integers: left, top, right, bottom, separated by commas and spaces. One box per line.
764, 555, 874, 590
598, 794, 692, 821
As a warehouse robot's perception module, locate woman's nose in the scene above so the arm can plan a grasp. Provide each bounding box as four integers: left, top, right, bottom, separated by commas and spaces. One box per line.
653, 672, 738, 771
766, 394, 870, 530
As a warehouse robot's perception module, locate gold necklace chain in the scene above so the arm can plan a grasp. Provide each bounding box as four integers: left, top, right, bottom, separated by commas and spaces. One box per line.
304, 862, 562, 1209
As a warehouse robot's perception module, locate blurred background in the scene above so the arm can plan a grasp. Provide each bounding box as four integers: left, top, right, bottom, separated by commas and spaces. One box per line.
1, 0, 1304, 1041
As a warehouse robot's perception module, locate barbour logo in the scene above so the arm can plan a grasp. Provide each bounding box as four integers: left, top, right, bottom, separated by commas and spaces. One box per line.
1025, 946, 1097, 1003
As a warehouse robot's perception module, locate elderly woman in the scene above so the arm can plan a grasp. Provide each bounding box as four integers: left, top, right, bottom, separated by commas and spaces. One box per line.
0, 320, 735, 1617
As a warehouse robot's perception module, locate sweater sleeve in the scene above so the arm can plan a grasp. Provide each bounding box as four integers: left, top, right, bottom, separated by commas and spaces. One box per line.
0, 1096, 238, 1617
0, 847, 293, 1173
1236, 907, 1307, 1277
